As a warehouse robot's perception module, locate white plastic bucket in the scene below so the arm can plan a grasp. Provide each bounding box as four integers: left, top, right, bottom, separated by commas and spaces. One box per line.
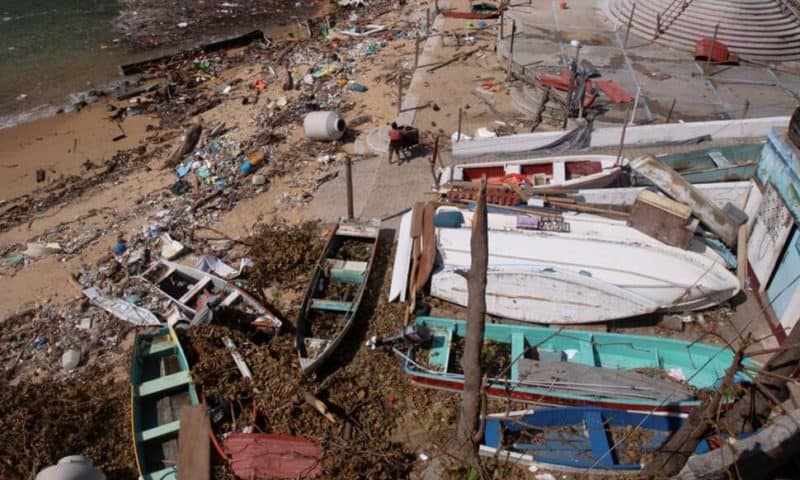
303, 111, 346, 141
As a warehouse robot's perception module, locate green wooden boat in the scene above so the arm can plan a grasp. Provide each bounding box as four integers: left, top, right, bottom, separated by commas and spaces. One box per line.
404, 317, 758, 413
631, 143, 764, 185
296, 218, 380, 375
130, 326, 198, 480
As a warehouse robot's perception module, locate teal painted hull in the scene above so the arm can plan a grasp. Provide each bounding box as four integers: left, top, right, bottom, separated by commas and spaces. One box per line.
632, 143, 763, 185
130, 326, 199, 480
404, 317, 758, 413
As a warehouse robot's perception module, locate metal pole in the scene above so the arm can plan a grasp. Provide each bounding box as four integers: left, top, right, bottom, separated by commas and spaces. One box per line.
655, 13, 660, 39
616, 108, 631, 165
505, 20, 516, 81
500, 10, 504, 39
630, 87, 641, 125
426, 7, 431, 36
666, 97, 676, 123
706, 23, 719, 74
414, 38, 420, 70
457, 107, 463, 141
623, 3, 636, 49
345, 156, 354, 220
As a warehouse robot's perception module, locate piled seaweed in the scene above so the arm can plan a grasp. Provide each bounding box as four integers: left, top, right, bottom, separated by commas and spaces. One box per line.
179, 234, 432, 478
0, 373, 135, 479
246, 220, 326, 293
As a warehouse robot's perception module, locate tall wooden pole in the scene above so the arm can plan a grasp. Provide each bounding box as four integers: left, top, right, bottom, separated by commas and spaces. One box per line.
397, 78, 403, 116
623, 3, 636, 49
414, 38, 421, 70
345, 156, 354, 220
450, 176, 488, 466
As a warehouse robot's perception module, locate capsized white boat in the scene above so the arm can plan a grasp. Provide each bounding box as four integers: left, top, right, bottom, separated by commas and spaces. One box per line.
438, 154, 622, 192
432, 266, 659, 324
429, 207, 740, 324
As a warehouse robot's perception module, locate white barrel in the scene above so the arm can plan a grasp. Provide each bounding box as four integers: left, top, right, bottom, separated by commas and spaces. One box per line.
36, 455, 105, 480
303, 111, 346, 141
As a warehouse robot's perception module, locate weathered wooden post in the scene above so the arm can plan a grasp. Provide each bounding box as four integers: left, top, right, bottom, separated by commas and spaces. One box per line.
505, 19, 516, 81
457, 107, 464, 142
345, 156, 354, 220
666, 97, 677, 123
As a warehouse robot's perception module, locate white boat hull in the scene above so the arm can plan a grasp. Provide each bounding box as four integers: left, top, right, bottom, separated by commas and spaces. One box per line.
388, 209, 413, 302
433, 208, 740, 321
431, 266, 659, 324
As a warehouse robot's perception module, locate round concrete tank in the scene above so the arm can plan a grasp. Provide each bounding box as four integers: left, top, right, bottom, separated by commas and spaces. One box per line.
303, 111, 346, 141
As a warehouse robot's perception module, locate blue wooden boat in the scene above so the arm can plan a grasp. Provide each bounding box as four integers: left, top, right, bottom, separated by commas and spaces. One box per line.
131, 326, 199, 480
480, 407, 712, 474
631, 143, 763, 185
404, 317, 757, 413
296, 218, 380, 374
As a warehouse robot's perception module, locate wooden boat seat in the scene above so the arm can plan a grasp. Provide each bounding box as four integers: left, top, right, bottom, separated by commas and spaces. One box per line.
137, 371, 192, 397
136, 419, 181, 443
427, 327, 453, 371
325, 259, 368, 284
310, 299, 354, 312
584, 411, 615, 467
140, 466, 177, 480
178, 276, 212, 305
144, 340, 176, 358
222, 291, 240, 307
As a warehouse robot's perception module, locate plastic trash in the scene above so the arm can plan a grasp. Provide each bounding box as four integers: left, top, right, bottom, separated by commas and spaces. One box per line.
112, 239, 127, 255
160, 233, 185, 260
61, 349, 80, 371
348, 82, 368, 92
239, 161, 252, 175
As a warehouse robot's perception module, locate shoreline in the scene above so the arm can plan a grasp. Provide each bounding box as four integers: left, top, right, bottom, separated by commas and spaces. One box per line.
0, 1, 329, 131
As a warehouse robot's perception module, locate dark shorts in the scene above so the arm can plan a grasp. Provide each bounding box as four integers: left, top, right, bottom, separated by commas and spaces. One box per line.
389, 139, 402, 152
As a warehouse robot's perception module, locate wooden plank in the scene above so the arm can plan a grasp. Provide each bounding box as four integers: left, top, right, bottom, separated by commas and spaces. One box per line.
414, 202, 438, 288
584, 411, 615, 467
737, 224, 748, 289
516, 359, 692, 402
410, 202, 425, 238
178, 405, 210, 480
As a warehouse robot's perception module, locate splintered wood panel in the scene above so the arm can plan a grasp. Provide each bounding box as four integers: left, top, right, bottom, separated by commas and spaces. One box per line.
748, 184, 794, 291
178, 405, 210, 480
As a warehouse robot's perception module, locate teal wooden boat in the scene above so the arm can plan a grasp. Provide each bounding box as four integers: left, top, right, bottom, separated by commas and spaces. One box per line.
404, 317, 757, 413
296, 218, 380, 374
631, 143, 763, 185
131, 326, 199, 480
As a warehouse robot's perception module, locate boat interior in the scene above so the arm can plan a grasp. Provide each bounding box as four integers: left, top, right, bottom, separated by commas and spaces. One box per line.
132, 329, 197, 479
461, 160, 606, 185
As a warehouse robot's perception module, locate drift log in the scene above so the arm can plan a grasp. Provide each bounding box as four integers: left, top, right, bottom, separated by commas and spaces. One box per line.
676, 408, 800, 480
624, 155, 738, 247
450, 177, 488, 467
641, 345, 746, 477
718, 323, 800, 434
